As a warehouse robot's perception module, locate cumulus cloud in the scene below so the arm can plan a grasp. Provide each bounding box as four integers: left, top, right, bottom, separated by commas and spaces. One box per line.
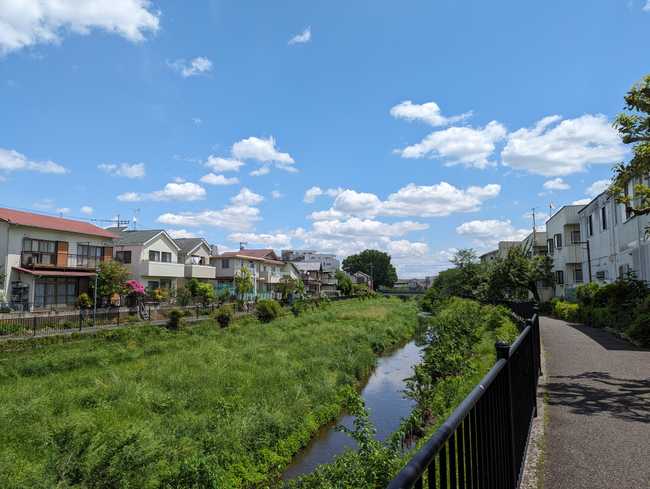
543, 178, 570, 191
586, 179, 611, 197
0, 147, 67, 174
304, 186, 343, 203
168, 56, 212, 77
396, 121, 507, 169
390, 100, 471, 127
644, 0, 650, 12
166, 229, 200, 239
456, 219, 530, 247
288, 26, 311, 45
572, 198, 592, 205
271, 190, 283, 199
231, 187, 264, 206
0, 0, 159, 55
98, 162, 145, 178
80, 206, 93, 215
205, 156, 244, 173
232, 136, 296, 174
200, 173, 239, 186
249, 166, 271, 177
229, 232, 293, 249
117, 182, 206, 202
501, 114, 626, 176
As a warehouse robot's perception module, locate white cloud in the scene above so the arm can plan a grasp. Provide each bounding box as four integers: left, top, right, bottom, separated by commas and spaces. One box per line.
117, 182, 206, 202
572, 198, 592, 205
586, 179, 611, 197
249, 166, 271, 177
229, 232, 293, 249
231, 187, 264, 206
0, 147, 67, 174
501, 114, 626, 176
167, 229, 200, 239
309, 208, 346, 221
396, 121, 507, 169
456, 219, 530, 247
232, 136, 296, 173
200, 173, 239, 186
390, 100, 471, 127
543, 178, 570, 191
303, 186, 343, 203
271, 190, 283, 199
98, 162, 145, 179
288, 26, 311, 45
205, 156, 244, 173
644, 0, 650, 12
332, 190, 383, 215
168, 56, 212, 77
310, 218, 428, 239
80, 205, 93, 215
0, 0, 159, 55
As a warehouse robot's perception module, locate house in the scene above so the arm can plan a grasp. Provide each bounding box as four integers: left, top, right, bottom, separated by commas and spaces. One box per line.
174, 238, 216, 284
0, 207, 117, 310
281, 249, 340, 297
546, 205, 586, 298
293, 261, 323, 296
521, 231, 548, 257
480, 240, 523, 263
211, 248, 287, 297
350, 271, 373, 290
578, 185, 650, 284
109, 228, 185, 293
479, 249, 499, 263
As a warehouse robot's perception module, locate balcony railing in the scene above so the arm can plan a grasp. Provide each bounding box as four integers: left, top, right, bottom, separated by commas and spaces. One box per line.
20, 252, 108, 270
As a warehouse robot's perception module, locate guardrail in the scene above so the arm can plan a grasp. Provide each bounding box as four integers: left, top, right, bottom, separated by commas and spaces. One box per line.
387, 310, 541, 489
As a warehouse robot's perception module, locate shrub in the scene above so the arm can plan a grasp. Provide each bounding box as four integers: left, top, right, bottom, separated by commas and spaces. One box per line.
552, 300, 580, 322
290, 299, 310, 317
576, 282, 601, 307
495, 319, 520, 344
255, 299, 282, 323
166, 309, 184, 330
76, 293, 92, 309
176, 286, 192, 307
628, 314, 650, 347
213, 305, 234, 328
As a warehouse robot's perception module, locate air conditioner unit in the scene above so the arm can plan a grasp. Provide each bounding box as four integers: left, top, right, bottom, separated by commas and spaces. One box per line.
595, 270, 607, 281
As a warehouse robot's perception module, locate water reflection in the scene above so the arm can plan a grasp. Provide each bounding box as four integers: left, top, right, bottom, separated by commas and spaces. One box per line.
282, 340, 424, 479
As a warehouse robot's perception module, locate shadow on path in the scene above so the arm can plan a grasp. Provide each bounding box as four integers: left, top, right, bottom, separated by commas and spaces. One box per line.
562, 321, 648, 352
545, 371, 650, 424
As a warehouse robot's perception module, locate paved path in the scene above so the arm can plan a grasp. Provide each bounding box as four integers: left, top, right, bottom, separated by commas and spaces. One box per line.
540, 317, 650, 489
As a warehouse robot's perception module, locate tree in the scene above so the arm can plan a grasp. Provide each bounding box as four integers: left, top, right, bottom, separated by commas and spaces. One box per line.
95, 260, 129, 298
610, 74, 650, 216
342, 250, 398, 288
195, 282, 215, 306
234, 266, 254, 299
277, 276, 301, 303
335, 270, 353, 296
186, 278, 201, 298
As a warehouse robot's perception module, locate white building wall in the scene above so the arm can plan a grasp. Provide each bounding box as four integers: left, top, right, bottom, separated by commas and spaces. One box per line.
547, 205, 586, 298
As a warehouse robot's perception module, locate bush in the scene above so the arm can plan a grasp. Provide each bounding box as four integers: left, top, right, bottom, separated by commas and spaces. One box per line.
552, 300, 580, 322
166, 309, 185, 330
176, 286, 192, 307
213, 305, 234, 328
576, 283, 601, 307
255, 299, 282, 323
76, 293, 92, 309
290, 299, 310, 317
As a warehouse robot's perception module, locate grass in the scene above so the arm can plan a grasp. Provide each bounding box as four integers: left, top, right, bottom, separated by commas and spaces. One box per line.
0, 298, 417, 488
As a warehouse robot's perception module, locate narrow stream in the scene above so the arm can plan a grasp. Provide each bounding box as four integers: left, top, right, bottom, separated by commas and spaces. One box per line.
282, 340, 424, 480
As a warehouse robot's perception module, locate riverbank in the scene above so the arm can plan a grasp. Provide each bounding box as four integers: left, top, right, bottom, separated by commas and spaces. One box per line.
0, 297, 417, 488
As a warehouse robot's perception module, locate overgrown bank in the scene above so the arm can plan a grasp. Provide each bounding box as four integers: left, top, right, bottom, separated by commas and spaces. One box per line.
0, 298, 417, 488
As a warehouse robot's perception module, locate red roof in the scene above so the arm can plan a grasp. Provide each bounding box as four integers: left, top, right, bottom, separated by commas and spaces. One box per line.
0, 208, 116, 239
14, 267, 96, 277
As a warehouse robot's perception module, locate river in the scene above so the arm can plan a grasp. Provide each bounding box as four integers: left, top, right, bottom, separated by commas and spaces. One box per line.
282, 340, 424, 480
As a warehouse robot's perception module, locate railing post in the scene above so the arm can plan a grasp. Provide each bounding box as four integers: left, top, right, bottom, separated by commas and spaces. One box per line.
527, 318, 540, 418
32, 316, 37, 337
496, 341, 518, 489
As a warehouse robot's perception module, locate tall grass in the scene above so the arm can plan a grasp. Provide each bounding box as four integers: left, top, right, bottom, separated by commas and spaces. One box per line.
0, 298, 417, 488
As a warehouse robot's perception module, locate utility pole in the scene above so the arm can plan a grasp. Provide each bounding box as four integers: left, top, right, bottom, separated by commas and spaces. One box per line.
532, 208, 536, 257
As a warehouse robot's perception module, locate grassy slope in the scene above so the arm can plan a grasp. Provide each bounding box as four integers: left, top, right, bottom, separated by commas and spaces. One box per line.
0, 298, 417, 489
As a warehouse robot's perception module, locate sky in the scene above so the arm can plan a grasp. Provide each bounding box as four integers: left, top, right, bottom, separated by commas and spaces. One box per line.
1, 0, 649, 277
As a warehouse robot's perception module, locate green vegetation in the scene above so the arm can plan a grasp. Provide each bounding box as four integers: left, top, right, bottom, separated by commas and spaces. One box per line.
336, 270, 353, 296
0, 298, 417, 488
93, 260, 130, 299
234, 266, 255, 299
214, 304, 234, 328
342, 249, 398, 288
549, 278, 650, 346
255, 299, 283, 323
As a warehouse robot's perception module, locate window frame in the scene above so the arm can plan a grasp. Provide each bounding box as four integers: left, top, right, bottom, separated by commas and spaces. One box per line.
555, 270, 564, 285
149, 250, 161, 262
601, 206, 607, 231
115, 250, 132, 264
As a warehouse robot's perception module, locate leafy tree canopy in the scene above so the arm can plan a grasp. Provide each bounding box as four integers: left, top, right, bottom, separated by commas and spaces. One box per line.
95, 260, 129, 298
335, 270, 353, 296
342, 249, 398, 288
234, 266, 254, 297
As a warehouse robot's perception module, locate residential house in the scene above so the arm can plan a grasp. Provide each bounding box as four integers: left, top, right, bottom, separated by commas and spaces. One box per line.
293, 261, 323, 297
109, 228, 185, 293
578, 186, 650, 284
0, 208, 117, 310
174, 238, 216, 285
479, 249, 499, 263
521, 231, 548, 257
480, 241, 522, 263
281, 249, 340, 297
546, 205, 586, 298
212, 248, 287, 297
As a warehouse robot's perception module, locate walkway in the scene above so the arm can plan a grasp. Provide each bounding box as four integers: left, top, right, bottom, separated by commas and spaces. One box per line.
540, 317, 650, 488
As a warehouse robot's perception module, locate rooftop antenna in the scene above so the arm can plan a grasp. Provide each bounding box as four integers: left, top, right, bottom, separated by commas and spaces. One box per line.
239, 241, 247, 250
132, 208, 140, 230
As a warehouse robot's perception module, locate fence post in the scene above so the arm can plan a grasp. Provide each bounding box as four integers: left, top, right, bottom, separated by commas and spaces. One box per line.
528, 318, 540, 418
117, 307, 120, 327
496, 341, 518, 489
32, 316, 37, 336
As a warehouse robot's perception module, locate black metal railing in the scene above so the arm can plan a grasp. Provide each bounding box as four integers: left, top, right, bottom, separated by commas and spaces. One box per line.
387, 312, 541, 489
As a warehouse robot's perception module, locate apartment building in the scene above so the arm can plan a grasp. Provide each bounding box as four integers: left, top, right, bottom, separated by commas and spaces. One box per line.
578, 187, 650, 284
0, 208, 117, 310
174, 238, 216, 284
546, 205, 586, 298
109, 228, 185, 292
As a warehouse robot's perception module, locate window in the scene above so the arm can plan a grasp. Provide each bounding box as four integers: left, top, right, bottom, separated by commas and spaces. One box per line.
78, 244, 103, 268
601, 206, 607, 231
554, 233, 563, 249
22, 238, 57, 266
160, 279, 172, 289
161, 252, 172, 263
571, 230, 581, 244
575, 265, 584, 283
588, 215, 593, 236
147, 280, 160, 290
222, 258, 230, 269
555, 270, 564, 285
547, 239, 554, 254
149, 250, 161, 262
115, 250, 132, 264
34, 277, 78, 307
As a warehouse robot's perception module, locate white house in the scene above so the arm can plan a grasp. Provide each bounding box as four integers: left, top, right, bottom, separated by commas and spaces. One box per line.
546, 205, 586, 298
109, 228, 185, 293
211, 248, 288, 296
174, 237, 216, 284
0, 208, 117, 310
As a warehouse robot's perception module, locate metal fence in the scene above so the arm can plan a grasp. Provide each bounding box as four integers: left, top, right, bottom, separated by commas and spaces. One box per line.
387, 311, 541, 489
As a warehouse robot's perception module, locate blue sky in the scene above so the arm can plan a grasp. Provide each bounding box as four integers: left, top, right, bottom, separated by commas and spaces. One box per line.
1, 0, 649, 277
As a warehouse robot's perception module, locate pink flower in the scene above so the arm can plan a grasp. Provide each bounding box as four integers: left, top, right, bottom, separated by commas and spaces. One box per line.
127, 280, 146, 295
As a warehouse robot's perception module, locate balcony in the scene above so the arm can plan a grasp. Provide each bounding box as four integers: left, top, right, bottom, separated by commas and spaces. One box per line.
552, 244, 585, 265
20, 252, 108, 270
258, 270, 285, 284
140, 260, 185, 278
184, 264, 216, 279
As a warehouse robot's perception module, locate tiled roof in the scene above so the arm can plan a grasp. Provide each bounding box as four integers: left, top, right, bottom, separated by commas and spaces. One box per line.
108, 229, 165, 246
0, 208, 117, 239
174, 238, 208, 254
